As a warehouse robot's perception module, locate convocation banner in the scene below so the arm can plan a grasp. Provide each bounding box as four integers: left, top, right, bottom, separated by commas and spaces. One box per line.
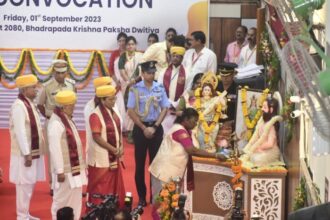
0, 0, 209, 50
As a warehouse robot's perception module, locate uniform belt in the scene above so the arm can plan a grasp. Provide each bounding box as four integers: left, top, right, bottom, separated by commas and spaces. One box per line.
142, 121, 156, 126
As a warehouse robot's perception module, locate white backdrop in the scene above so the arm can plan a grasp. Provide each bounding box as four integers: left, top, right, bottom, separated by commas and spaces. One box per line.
0, 0, 208, 50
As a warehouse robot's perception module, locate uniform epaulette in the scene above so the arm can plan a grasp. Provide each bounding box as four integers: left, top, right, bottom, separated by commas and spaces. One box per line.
44, 78, 55, 86
65, 78, 76, 85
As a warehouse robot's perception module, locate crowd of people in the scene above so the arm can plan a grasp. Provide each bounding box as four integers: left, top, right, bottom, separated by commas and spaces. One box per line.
8, 26, 283, 220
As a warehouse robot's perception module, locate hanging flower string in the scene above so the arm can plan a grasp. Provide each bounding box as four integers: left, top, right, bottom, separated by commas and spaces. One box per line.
241, 87, 270, 140
28, 50, 62, 75
231, 159, 243, 190
96, 51, 110, 77
0, 49, 28, 74
0, 49, 111, 89
63, 50, 96, 76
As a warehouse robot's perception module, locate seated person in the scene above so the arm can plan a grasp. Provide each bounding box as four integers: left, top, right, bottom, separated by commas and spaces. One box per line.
241, 97, 283, 167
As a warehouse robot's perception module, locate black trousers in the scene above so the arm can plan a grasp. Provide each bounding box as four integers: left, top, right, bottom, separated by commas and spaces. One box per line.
132, 123, 163, 201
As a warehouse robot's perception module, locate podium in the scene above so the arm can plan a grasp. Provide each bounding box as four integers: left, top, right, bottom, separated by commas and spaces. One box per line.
184, 157, 287, 220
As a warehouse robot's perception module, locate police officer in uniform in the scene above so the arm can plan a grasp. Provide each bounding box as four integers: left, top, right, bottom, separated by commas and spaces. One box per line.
127, 60, 170, 207
37, 59, 76, 195
216, 62, 238, 124
38, 59, 76, 119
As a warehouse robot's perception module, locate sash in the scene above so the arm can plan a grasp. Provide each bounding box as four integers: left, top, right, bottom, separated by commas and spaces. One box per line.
54, 107, 80, 176
163, 64, 186, 101
99, 103, 121, 164
187, 156, 195, 191
18, 94, 40, 159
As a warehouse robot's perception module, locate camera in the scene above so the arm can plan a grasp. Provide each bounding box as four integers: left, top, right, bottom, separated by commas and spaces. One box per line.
231, 188, 244, 220
171, 194, 188, 220
82, 194, 118, 220
130, 205, 144, 220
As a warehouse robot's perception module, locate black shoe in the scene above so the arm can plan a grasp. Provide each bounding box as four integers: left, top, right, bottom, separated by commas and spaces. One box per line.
138, 199, 147, 207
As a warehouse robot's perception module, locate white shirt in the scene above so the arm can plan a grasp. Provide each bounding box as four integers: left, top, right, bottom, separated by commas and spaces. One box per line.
84, 98, 95, 158
238, 44, 257, 68
158, 65, 186, 102
9, 99, 45, 184
183, 47, 217, 90
48, 116, 87, 189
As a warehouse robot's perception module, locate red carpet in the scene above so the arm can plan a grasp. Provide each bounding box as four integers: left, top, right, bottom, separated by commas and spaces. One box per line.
0, 129, 152, 219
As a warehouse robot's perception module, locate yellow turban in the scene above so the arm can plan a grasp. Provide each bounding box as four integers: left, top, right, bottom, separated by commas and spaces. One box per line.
93, 77, 112, 88
96, 85, 116, 98
55, 90, 77, 105
16, 74, 38, 88
170, 46, 186, 56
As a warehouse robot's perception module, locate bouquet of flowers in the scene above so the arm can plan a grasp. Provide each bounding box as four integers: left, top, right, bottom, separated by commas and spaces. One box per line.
156, 181, 180, 220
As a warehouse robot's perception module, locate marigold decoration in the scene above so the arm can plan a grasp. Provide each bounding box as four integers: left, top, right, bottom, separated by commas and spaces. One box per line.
241, 87, 270, 140
156, 181, 180, 220
96, 51, 110, 76
259, 30, 281, 91
29, 50, 62, 75
231, 159, 243, 190
281, 88, 296, 143
293, 177, 307, 211
64, 50, 96, 76
0, 49, 112, 89
194, 87, 222, 144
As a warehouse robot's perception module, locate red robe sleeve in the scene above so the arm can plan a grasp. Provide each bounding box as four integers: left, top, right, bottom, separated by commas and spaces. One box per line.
89, 113, 102, 138
172, 129, 193, 149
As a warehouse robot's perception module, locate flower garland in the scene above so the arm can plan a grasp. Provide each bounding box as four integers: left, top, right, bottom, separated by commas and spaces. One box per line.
0, 49, 28, 74
0, 49, 110, 89
293, 177, 307, 211
241, 87, 269, 140
96, 51, 110, 77
28, 50, 62, 75
63, 50, 96, 76
281, 88, 296, 143
231, 159, 243, 190
0, 50, 28, 89
156, 181, 180, 220
259, 30, 280, 91
194, 88, 222, 144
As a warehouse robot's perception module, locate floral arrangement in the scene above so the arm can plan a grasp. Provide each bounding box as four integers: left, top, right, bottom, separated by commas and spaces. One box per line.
259, 30, 281, 91
281, 89, 296, 143
156, 181, 180, 220
293, 177, 307, 211
241, 87, 270, 140
0, 49, 110, 89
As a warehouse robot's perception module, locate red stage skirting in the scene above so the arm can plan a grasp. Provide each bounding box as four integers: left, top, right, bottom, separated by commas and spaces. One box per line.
0, 129, 152, 219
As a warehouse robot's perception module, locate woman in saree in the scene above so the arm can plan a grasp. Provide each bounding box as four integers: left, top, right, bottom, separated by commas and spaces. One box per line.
118, 36, 143, 143
109, 32, 127, 134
